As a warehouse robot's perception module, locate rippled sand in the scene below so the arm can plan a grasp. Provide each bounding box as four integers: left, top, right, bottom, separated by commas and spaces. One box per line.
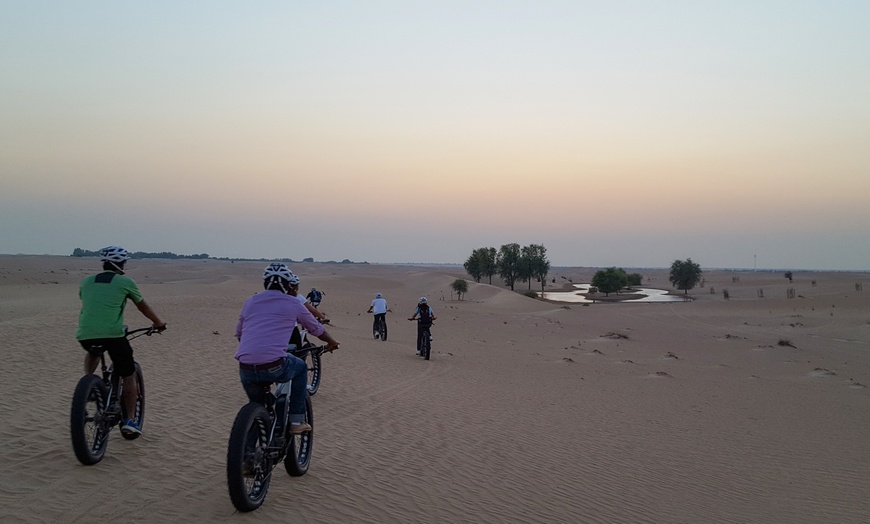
1, 255, 868, 523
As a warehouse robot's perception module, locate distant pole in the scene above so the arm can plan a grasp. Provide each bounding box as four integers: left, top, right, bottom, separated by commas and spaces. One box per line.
754, 254, 757, 271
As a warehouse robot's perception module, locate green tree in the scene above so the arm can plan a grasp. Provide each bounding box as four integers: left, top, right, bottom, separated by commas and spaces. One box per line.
518, 246, 535, 290
626, 272, 642, 287
526, 244, 550, 292
784, 271, 793, 283
592, 267, 628, 296
497, 243, 521, 290
481, 247, 498, 284
451, 279, 469, 300
669, 258, 703, 294
464, 250, 484, 283
465, 247, 499, 284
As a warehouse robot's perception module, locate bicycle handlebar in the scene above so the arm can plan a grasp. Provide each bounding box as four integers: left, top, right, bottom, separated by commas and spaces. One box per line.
288, 343, 334, 357
125, 326, 165, 339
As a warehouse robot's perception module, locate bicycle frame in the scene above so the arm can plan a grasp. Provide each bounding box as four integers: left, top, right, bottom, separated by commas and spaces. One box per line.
70, 326, 156, 465
99, 327, 155, 424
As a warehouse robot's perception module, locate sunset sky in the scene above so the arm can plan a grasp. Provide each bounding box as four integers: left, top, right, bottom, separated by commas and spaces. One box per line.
2, 1, 868, 270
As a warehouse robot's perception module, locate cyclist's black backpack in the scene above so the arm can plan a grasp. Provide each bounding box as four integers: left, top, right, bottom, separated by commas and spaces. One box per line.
418, 305, 432, 327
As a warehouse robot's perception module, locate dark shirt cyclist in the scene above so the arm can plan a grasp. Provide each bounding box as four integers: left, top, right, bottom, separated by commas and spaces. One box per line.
408, 296, 436, 355
306, 287, 323, 308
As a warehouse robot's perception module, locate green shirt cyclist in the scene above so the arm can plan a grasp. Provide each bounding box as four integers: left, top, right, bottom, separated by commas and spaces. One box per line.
76, 246, 166, 437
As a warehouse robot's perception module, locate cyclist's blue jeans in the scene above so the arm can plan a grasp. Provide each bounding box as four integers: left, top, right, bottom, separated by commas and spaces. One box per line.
239, 355, 308, 423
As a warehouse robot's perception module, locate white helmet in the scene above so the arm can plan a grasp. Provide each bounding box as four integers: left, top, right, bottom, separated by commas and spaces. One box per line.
100, 246, 130, 263
375, 293, 382, 299
263, 263, 299, 292
419, 296, 428, 304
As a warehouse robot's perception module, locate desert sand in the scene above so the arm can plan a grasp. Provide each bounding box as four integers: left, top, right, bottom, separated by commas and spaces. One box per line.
1, 255, 868, 523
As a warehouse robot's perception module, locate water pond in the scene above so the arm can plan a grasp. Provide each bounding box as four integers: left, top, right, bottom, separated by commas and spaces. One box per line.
540, 284, 686, 303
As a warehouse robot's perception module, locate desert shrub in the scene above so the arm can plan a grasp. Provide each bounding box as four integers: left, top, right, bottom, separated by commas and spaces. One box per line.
450, 279, 469, 300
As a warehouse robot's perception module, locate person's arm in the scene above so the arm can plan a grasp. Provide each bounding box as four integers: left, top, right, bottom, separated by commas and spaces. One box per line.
366, 304, 373, 313
314, 330, 340, 352
305, 302, 328, 322
430, 307, 437, 321
135, 299, 167, 331
408, 307, 418, 321
297, 304, 338, 350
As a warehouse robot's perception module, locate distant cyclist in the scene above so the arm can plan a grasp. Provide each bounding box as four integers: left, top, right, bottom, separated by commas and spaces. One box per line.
306, 287, 324, 308
76, 246, 166, 438
366, 292, 391, 339
235, 264, 339, 434
408, 297, 436, 355
290, 277, 328, 349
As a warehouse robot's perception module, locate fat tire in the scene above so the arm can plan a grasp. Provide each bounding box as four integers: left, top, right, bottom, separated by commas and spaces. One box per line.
227, 403, 273, 512
304, 346, 322, 396
378, 317, 388, 341
70, 374, 110, 465
284, 393, 314, 476
120, 362, 145, 440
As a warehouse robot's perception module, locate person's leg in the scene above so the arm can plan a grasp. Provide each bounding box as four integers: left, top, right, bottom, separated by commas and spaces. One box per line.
417, 323, 424, 353
121, 373, 139, 419
373, 315, 379, 337
289, 326, 302, 349
280, 355, 308, 424
239, 370, 269, 404
106, 339, 139, 426
79, 341, 103, 374
84, 353, 100, 374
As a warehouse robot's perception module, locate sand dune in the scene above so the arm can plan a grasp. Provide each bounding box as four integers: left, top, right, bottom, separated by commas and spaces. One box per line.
1, 256, 868, 523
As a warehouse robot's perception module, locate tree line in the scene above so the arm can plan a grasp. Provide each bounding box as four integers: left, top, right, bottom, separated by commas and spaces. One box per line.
71, 248, 211, 260
464, 243, 550, 292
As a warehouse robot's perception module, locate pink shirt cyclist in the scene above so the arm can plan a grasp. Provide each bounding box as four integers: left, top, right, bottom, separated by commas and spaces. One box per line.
234, 263, 338, 434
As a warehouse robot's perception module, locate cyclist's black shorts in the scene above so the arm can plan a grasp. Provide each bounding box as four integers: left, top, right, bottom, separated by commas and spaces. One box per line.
79, 337, 135, 377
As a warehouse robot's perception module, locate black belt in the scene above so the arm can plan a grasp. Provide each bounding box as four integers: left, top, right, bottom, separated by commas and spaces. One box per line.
239, 357, 285, 371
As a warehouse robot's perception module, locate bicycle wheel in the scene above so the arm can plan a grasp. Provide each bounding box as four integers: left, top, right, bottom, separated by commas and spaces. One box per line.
423, 330, 431, 361
379, 318, 387, 341
304, 346, 322, 396
70, 374, 110, 465
285, 393, 314, 477
120, 362, 145, 440
227, 403, 273, 512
